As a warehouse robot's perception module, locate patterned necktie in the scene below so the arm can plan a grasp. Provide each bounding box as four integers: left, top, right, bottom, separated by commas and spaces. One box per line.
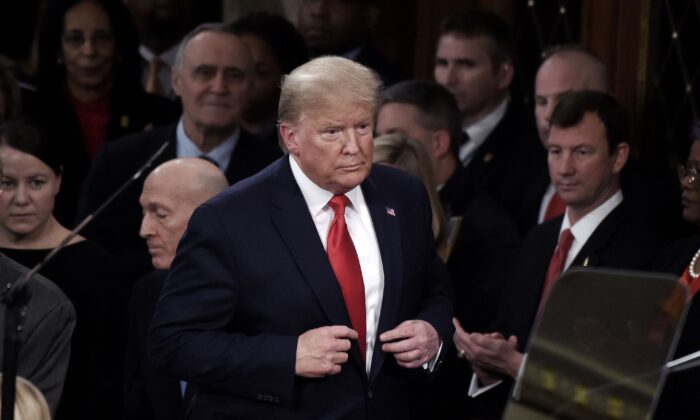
327, 195, 366, 361
539, 228, 574, 311
544, 192, 566, 221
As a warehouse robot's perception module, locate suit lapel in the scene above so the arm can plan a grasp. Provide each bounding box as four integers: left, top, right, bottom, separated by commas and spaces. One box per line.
361, 172, 404, 383
571, 203, 625, 267
268, 159, 355, 338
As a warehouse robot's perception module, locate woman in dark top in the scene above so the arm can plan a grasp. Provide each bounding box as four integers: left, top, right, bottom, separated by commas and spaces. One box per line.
653, 121, 700, 420
26, 0, 177, 225
0, 122, 126, 420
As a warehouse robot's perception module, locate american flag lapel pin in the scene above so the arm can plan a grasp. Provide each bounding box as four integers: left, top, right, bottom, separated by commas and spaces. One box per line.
386, 207, 396, 216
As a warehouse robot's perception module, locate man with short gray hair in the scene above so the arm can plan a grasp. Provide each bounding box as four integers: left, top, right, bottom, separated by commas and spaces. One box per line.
149, 56, 453, 419
78, 23, 281, 281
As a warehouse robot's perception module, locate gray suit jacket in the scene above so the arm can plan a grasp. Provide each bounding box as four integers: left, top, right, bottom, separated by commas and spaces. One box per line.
0, 253, 76, 415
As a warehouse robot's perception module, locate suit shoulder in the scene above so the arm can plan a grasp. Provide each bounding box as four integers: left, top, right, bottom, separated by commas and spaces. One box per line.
207, 158, 281, 208
0, 253, 73, 311
369, 163, 424, 192
101, 125, 175, 157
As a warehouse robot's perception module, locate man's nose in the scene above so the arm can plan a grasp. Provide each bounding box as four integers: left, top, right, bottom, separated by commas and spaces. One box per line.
343, 130, 361, 154
139, 214, 154, 239
558, 153, 575, 175
210, 72, 228, 94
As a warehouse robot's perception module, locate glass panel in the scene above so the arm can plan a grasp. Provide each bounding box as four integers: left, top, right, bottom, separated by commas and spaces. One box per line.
503, 267, 688, 420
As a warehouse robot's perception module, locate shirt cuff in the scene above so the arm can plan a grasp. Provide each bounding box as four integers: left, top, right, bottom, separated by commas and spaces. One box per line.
467, 373, 502, 397
422, 341, 443, 372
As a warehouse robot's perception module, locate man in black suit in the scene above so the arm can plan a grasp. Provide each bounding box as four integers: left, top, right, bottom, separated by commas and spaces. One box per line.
433, 10, 545, 221
77, 23, 282, 280
518, 45, 610, 234
376, 79, 521, 419
124, 158, 228, 420
149, 56, 452, 419
456, 91, 663, 419
296, 0, 402, 86
376, 80, 520, 333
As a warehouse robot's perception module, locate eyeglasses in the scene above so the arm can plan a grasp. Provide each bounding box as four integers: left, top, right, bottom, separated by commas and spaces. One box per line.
62, 31, 114, 50
678, 164, 700, 189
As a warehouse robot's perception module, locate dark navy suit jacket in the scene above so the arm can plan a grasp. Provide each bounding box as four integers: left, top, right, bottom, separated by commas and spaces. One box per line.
148, 157, 453, 419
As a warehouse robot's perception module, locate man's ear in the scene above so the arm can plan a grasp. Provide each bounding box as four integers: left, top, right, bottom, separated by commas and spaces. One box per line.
611, 142, 630, 174
171, 69, 182, 97
279, 123, 299, 155
431, 130, 452, 159
496, 61, 514, 90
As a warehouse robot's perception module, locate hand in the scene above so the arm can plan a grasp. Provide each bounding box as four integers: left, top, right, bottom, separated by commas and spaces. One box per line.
380, 320, 440, 369
295, 326, 357, 378
461, 327, 523, 379
452, 317, 470, 360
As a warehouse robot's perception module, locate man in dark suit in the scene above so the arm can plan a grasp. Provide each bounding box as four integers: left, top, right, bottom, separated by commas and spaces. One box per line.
456, 91, 663, 419
77, 23, 282, 280
433, 10, 545, 222
376, 80, 520, 333
376, 79, 521, 419
149, 56, 453, 419
124, 158, 228, 420
296, 0, 402, 86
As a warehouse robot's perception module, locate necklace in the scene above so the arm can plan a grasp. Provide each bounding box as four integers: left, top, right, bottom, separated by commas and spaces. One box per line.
689, 248, 700, 278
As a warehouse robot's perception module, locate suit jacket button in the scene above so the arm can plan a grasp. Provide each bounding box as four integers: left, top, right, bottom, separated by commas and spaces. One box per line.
273, 397, 280, 404
257, 394, 263, 400
367, 391, 373, 399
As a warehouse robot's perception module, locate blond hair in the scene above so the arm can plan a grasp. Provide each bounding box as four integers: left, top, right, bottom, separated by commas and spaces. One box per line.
278, 56, 382, 124
373, 133, 449, 257
0, 376, 51, 420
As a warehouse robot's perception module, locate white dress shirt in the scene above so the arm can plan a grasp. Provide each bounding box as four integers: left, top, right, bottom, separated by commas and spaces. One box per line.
289, 156, 384, 373
175, 117, 239, 172
460, 98, 509, 167
468, 190, 624, 397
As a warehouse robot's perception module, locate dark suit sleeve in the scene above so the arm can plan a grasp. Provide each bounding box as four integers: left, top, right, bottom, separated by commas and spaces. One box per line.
413, 184, 454, 349
19, 300, 76, 416
148, 204, 298, 408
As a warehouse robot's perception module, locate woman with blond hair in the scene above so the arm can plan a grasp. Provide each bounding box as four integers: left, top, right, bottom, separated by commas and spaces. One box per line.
0, 375, 51, 420
373, 133, 450, 260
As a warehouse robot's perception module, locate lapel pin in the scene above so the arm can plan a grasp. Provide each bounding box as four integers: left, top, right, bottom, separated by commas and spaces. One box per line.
386, 207, 396, 216
582, 257, 590, 267
483, 152, 494, 162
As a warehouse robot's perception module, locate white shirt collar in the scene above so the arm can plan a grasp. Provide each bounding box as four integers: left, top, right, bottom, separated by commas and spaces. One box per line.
138, 43, 180, 67
289, 155, 363, 214
559, 190, 624, 268
175, 117, 239, 172
460, 98, 509, 166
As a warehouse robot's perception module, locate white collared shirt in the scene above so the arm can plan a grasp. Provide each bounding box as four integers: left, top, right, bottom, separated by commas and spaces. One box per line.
139, 43, 180, 98
175, 117, 239, 172
559, 190, 624, 269
460, 98, 509, 167
289, 156, 384, 373
468, 189, 624, 397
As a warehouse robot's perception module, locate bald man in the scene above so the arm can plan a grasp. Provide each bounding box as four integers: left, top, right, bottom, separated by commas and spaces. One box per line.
139, 158, 229, 270
516, 46, 610, 233
125, 158, 228, 420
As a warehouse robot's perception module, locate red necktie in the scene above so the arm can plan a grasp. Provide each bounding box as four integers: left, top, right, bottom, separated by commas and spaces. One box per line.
539, 228, 574, 311
327, 195, 366, 361
544, 192, 566, 221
